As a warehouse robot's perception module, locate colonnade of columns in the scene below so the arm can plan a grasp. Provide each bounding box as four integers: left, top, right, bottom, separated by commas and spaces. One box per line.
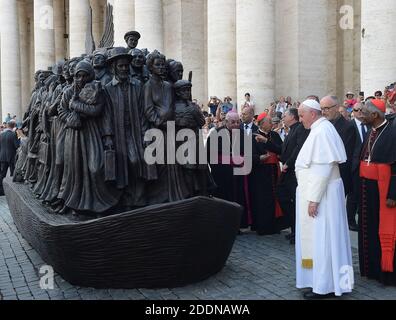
0, 0, 394, 120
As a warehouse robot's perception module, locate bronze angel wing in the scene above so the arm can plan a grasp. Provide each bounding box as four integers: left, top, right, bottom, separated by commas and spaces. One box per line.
98, 3, 114, 49
85, 2, 96, 54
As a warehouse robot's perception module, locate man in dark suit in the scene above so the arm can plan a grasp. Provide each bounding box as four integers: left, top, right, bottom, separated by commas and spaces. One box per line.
347, 103, 369, 231
0, 121, 20, 195
240, 105, 258, 136
320, 96, 356, 197
277, 108, 310, 244
239, 106, 258, 231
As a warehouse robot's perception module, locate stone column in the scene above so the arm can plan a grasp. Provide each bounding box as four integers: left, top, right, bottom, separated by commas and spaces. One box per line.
69, 0, 90, 57
19, 1, 31, 110
207, 0, 236, 102
53, 0, 66, 61
336, 0, 360, 99
361, 0, 395, 96
27, 0, 35, 91
163, 0, 207, 105
113, 0, 135, 47
275, 0, 299, 99
353, 0, 362, 95
297, 0, 333, 100
135, 0, 164, 52
0, 0, 22, 119
236, 0, 275, 113
275, 0, 334, 101
34, 0, 56, 70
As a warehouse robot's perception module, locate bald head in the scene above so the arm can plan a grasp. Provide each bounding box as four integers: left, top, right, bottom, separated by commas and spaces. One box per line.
241, 106, 254, 124
320, 95, 340, 121
225, 112, 241, 130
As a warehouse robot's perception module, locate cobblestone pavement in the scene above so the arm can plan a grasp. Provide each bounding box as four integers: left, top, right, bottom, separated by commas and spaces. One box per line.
0, 196, 395, 301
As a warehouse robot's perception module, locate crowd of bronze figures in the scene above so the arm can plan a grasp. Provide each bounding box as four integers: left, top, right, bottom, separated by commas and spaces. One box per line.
13, 31, 211, 216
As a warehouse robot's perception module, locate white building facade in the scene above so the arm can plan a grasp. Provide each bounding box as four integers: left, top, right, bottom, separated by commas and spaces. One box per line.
0, 0, 391, 119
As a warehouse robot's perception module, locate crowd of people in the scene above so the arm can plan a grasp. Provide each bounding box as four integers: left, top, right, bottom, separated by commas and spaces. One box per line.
202, 89, 396, 298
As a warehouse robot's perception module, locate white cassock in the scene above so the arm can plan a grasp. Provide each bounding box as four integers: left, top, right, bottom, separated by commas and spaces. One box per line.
295, 117, 354, 296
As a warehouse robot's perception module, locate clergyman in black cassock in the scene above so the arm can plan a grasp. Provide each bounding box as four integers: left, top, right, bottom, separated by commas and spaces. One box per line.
207, 112, 252, 230
359, 99, 396, 286
250, 112, 284, 235
277, 109, 310, 242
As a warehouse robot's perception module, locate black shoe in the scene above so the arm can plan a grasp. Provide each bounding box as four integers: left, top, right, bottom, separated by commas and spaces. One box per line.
303, 290, 335, 300
349, 223, 359, 232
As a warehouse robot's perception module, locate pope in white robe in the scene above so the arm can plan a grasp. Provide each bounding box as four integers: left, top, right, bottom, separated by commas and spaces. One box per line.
295, 100, 354, 298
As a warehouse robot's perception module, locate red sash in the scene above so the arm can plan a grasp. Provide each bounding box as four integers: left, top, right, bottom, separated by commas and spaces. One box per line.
360, 161, 396, 272
262, 152, 283, 218
262, 152, 279, 165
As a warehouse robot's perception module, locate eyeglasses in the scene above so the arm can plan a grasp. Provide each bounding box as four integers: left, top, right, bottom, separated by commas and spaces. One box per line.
353, 108, 363, 112
321, 104, 337, 112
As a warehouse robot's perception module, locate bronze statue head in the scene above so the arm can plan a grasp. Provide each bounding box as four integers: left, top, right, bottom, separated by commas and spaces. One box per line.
130, 48, 146, 68
93, 49, 108, 69
62, 61, 71, 80
68, 57, 83, 79
74, 60, 95, 89
174, 80, 192, 101
107, 47, 133, 82
167, 60, 184, 83
124, 31, 141, 50
146, 50, 167, 78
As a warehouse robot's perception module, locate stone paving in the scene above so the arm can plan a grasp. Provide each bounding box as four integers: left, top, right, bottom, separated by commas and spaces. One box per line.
0, 196, 395, 300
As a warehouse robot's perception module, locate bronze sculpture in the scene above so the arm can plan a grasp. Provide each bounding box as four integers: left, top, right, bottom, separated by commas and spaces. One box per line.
4, 32, 242, 289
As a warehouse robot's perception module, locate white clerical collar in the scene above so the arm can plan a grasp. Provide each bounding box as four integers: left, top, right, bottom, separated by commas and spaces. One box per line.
310, 117, 326, 130
373, 119, 388, 132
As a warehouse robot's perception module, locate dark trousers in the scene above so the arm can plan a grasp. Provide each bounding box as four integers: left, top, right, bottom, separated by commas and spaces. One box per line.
276, 170, 297, 234
346, 170, 360, 225
0, 161, 15, 195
